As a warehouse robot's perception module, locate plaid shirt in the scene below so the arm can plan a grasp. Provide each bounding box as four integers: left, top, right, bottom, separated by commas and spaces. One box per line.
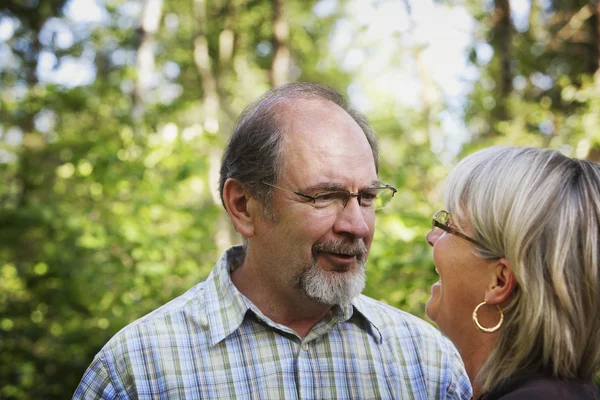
74, 246, 472, 399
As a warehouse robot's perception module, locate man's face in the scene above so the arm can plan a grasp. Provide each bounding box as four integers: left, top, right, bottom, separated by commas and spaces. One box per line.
250, 99, 378, 305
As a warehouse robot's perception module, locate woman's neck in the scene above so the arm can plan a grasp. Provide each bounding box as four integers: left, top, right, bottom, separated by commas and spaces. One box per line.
456, 336, 495, 399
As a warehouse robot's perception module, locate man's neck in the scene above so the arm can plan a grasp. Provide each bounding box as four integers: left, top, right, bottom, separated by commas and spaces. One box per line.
230, 263, 332, 338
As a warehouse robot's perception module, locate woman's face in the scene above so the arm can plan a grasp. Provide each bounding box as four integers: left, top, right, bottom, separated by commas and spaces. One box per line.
425, 213, 493, 343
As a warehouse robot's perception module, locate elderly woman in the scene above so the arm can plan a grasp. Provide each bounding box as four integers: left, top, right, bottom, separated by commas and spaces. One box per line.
426, 146, 600, 399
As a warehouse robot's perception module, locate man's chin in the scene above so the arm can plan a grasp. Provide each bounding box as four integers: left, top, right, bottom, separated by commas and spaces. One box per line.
298, 261, 366, 305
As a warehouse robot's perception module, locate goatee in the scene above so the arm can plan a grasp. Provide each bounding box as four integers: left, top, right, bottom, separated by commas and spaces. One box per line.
295, 239, 368, 305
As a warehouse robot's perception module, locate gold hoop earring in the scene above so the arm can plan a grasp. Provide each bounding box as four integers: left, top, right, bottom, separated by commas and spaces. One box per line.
472, 301, 504, 333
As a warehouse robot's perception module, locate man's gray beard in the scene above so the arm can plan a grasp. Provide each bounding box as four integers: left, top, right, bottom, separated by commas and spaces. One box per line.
295, 240, 367, 305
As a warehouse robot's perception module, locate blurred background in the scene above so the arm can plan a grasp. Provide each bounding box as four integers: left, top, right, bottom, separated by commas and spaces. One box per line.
1, 0, 599, 397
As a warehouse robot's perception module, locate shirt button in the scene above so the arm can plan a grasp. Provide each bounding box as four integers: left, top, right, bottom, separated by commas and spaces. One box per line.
301, 343, 309, 351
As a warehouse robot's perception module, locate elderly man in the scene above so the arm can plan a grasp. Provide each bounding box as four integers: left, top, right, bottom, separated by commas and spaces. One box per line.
74, 83, 471, 399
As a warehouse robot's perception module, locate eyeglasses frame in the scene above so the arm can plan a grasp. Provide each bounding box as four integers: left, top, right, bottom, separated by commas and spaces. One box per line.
261, 181, 397, 210
432, 210, 483, 247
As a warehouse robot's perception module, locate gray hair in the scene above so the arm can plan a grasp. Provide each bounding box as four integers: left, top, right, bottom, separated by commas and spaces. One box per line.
218, 82, 379, 218
444, 146, 600, 391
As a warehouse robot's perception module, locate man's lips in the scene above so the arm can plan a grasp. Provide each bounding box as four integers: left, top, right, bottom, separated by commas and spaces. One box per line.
317, 251, 361, 270
312, 239, 367, 263
319, 251, 360, 259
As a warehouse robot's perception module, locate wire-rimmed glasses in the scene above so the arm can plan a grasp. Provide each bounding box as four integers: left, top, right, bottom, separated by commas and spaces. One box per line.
262, 181, 397, 215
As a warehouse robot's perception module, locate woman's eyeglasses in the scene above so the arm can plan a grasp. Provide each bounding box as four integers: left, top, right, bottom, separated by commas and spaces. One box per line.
432, 210, 483, 247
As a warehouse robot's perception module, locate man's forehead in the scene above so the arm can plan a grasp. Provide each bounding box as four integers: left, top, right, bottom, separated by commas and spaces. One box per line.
275, 97, 344, 124
277, 104, 376, 183
278, 99, 361, 143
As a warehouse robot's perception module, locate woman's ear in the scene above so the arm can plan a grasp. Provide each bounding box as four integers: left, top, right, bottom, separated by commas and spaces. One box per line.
222, 178, 255, 238
484, 258, 517, 305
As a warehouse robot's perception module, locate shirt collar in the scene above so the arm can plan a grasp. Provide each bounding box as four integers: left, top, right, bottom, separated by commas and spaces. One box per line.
201, 245, 383, 345
350, 296, 384, 344
201, 245, 251, 346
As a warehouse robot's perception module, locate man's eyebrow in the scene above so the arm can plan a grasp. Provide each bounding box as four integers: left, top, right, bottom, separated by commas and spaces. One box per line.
301, 180, 383, 193
366, 180, 383, 188
301, 183, 346, 192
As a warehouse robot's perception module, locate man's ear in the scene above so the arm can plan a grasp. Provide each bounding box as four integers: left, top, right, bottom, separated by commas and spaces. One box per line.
222, 178, 255, 239
484, 258, 517, 305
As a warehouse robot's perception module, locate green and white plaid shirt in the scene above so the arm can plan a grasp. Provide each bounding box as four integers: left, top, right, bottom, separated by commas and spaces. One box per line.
74, 246, 472, 399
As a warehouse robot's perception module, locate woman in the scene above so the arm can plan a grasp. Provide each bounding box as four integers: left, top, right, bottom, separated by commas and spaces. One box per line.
426, 146, 600, 399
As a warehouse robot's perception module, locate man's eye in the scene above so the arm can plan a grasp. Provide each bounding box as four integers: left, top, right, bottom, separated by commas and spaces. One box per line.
314, 192, 346, 207
359, 191, 377, 206
360, 192, 377, 201
316, 192, 337, 201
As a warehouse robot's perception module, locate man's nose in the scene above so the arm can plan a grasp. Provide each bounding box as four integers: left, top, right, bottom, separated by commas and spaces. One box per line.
333, 197, 371, 238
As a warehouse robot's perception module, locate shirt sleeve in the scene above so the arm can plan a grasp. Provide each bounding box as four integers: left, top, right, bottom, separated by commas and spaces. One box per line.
72, 356, 121, 400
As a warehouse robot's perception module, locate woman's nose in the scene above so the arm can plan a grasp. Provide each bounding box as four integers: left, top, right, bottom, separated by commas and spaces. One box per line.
426, 227, 440, 247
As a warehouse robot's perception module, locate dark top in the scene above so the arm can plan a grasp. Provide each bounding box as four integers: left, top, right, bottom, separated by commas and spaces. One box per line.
480, 372, 600, 399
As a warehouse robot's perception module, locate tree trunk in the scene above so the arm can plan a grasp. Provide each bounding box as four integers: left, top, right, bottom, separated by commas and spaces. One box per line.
133, 0, 164, 122
193, 0, 219, 119
18, 8, 45, 208
491, 0, 512, 120
593, 1, 600, 79
270, 0, 290, 87
584, 1, 600, 162
193, 0, 241, 250
401, 0, 439, 144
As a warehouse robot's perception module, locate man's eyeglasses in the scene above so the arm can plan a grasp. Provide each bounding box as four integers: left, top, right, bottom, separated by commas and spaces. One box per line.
261, 181, 397, 214
432, 210, 483, 247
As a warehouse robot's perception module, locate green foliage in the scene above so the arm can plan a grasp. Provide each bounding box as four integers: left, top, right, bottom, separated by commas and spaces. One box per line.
1, 0, 599, 398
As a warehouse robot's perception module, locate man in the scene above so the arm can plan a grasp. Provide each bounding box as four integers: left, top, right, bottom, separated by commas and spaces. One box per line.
74, 83, 471, 399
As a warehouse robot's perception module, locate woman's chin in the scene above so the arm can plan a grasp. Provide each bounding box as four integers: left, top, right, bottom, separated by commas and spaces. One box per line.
425, 281, 441, 323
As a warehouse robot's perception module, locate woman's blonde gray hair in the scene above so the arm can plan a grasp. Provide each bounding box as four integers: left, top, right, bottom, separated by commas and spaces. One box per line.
444, 146, 600, 391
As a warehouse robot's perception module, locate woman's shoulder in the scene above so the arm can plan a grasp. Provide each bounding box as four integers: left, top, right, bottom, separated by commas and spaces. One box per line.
482, 373, 600, 400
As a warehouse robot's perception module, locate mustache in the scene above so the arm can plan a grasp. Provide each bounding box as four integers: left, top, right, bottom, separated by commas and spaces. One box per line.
312, 239, 367, 260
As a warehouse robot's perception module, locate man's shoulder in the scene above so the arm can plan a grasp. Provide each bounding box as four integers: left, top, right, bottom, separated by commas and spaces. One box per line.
74, 281, 213, 398
353, 295, 472, 399
353, 295, 460, 360
102, 280, 209, 355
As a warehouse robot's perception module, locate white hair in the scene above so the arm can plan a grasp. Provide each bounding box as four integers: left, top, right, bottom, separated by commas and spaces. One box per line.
444, 146, 600, 391
297, 262, 366, 305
